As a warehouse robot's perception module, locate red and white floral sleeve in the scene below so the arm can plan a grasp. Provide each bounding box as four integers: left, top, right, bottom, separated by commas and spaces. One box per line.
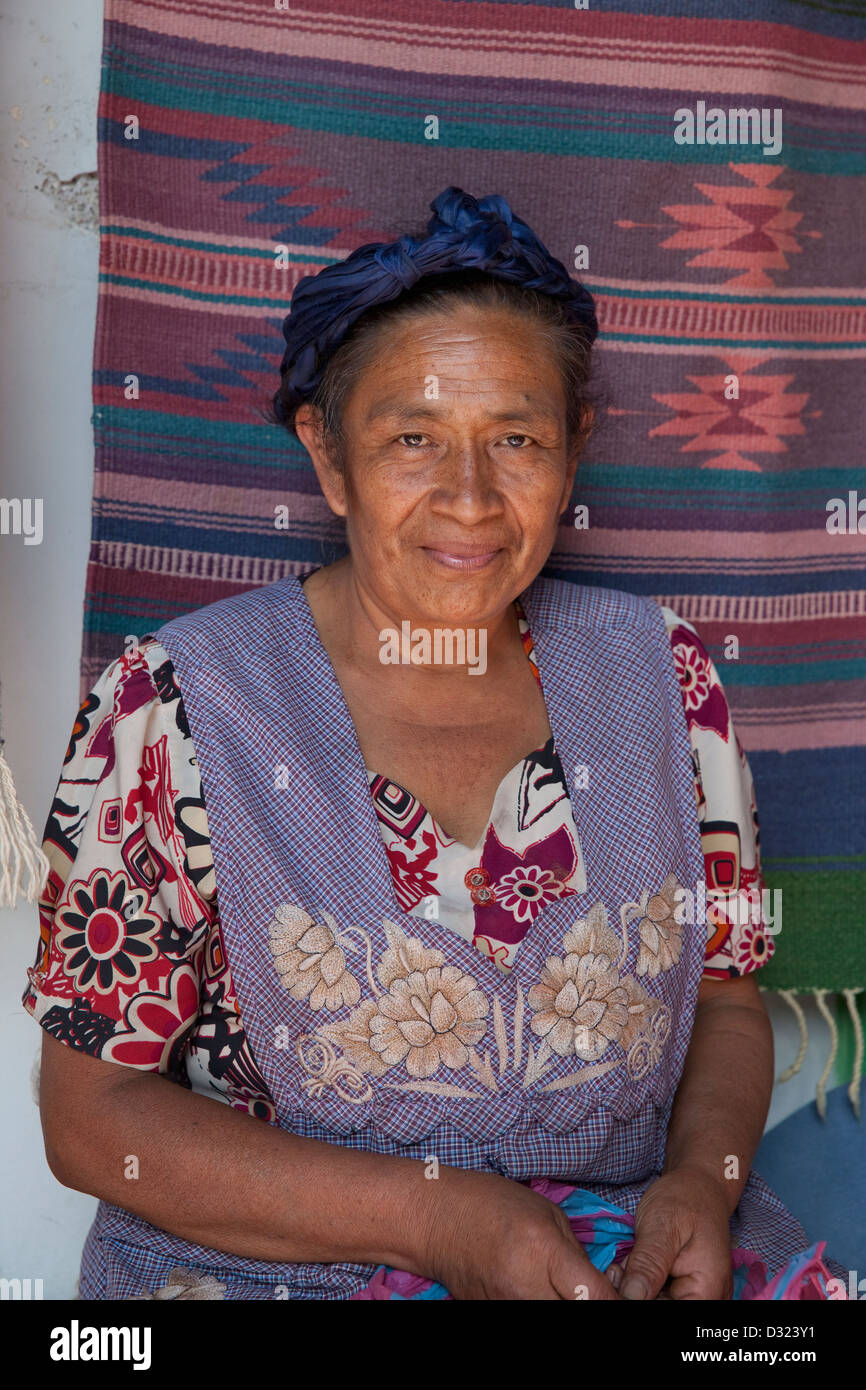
661, 607, 775, 980
22, 640, 216, 1078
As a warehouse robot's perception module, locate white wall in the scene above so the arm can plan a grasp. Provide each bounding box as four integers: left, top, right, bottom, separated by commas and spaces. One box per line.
1, 0, 103, 1299
0, 0, 836, 1301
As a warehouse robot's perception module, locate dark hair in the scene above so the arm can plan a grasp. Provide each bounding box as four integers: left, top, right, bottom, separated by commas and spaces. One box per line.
267, 268, 604, 468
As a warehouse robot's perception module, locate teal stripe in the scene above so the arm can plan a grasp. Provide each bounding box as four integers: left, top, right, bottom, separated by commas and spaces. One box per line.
99, 271, 291, 309
104, 53, 866, 152
101, 69, 866, 176
92, 413, 866, 493
702, 659, 866, 685
580, 463, 866, 492
93, 406, 292, 453
583, 283, 865, 307
603, 332, 866, 349
101, 225, 333, 262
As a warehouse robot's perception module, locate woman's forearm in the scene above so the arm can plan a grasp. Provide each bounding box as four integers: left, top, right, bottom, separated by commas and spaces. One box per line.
661, 978, 774, 1213
42, 1040, 445, 1272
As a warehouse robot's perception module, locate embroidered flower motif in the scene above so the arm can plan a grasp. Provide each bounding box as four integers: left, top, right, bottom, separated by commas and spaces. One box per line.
562, 902, 623, 964
319, 923, 489, 1081
297, 1031, 375, 1102
735, 920, 771, 972
55, 869, 162, 996
276, 881, 682, 1100
267, 903, 360, 1011
617, 973, 661, 1051
370, 965, 489, 1078
321, 999, 393, 1078
528, 951, 628, 1060
494, 864, 566, 923
626, 1006, 672, 1080
129, 1267, 226, 1301
635, 875, 684, 979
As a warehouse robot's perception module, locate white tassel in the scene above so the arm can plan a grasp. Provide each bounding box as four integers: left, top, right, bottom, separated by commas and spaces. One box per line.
0, 745, 49, 908
842, 988, 864, 1120
776, 989, 809, 1083
813, 989, 839, 1122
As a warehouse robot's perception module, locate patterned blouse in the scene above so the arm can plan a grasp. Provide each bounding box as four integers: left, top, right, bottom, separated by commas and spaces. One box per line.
23, 594, 773, 1121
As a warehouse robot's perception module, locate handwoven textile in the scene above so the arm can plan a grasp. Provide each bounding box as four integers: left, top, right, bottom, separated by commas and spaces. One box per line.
85, 0, 866, 1015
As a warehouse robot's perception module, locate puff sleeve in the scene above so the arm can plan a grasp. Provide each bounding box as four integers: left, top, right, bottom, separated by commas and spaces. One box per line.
23, 640, 216, 1078
660, 608, 775, 980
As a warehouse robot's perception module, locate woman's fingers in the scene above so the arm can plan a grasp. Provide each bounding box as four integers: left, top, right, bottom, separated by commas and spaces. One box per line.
549, 1238, 622, 1301
619, 1219, 679, 1300
667, 1229, 733, 1300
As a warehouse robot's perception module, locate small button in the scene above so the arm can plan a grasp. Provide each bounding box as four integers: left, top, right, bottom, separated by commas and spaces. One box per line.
464, 866, 490, 890
470, 885, 495, 907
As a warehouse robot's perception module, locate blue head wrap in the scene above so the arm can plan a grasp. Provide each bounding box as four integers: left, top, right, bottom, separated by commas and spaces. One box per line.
273, 185, 598, 423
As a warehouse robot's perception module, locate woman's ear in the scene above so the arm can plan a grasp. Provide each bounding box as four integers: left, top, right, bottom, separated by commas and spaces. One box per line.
294, 405, 348, 518
559, 403, 594, 513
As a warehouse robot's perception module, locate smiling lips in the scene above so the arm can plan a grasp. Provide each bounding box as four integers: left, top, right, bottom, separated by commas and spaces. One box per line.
423, 545, 502, 570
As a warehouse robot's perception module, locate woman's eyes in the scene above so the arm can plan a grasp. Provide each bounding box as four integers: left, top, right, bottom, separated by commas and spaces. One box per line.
395, 433, 534, 448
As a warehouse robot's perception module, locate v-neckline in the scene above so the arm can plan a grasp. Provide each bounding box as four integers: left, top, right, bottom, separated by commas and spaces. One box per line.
288, 571, 583, 990
365, 740, 552, 856
301, 565, 550, 857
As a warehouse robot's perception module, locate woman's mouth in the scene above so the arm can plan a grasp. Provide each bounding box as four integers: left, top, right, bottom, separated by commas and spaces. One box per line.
422, 546, 502, 571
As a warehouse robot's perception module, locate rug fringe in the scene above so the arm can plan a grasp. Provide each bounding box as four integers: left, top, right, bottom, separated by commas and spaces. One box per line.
812, 990, 838, 1121
0, 745, 49, 908
776, 990, 808, 1082
774, 988, 864, 1119
842, 988, 863, 1120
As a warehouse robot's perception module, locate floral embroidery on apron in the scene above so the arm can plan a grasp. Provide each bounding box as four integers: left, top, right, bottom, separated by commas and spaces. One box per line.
268, 870, 685, 1106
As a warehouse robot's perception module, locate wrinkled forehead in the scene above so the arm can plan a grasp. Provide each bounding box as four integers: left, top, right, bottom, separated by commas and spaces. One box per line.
340, 306, 567, 421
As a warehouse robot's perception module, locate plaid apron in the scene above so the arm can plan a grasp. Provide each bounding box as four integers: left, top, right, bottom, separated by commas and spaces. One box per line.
78, 575, 811, 1299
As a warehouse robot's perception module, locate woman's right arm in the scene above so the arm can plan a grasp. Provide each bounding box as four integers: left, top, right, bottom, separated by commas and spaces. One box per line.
39, 1027, 434, 1270
39, 1030, 619, 1299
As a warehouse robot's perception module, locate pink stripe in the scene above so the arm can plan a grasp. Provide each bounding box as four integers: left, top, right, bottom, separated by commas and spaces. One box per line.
110, 0, 866, 109
722, 714, 866, 753
657, 591, 866, 621
588, 277, 866, 301
98, 474, 329, 526
112, 0, 866, 79
558, 528, 866, 561
601, 340, 866, 360
101, 283, 285, 317
104, 218, 342, 258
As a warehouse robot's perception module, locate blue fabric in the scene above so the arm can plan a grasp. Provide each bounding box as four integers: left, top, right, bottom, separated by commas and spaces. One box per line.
754, 1083, 866, 1274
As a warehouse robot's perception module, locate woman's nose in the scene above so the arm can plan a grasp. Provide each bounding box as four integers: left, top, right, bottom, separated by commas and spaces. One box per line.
430, 441, 504, 520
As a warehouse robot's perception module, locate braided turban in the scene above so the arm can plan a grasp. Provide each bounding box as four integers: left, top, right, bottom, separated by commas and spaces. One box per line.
273, 185, 598, 423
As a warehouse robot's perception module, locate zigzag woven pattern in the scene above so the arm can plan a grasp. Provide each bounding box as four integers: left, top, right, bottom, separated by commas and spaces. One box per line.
85, 0, 866, 992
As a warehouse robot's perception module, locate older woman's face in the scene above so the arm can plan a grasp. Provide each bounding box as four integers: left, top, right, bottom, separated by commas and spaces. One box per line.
299, 305, 582, 625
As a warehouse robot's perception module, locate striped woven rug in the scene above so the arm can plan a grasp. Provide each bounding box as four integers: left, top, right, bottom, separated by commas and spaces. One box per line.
85, 0, 866, 1088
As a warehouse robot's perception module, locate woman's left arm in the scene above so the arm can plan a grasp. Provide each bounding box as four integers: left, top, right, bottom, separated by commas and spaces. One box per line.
618, 973, 774, 1300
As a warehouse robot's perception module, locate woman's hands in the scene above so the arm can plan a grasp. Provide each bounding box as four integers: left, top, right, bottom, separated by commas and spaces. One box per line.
614, 1165, 733, 1300
418, 1169, 621, 1300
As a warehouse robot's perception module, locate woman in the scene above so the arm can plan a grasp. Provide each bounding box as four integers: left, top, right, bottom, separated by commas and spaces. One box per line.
26, 187, 839, 1301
